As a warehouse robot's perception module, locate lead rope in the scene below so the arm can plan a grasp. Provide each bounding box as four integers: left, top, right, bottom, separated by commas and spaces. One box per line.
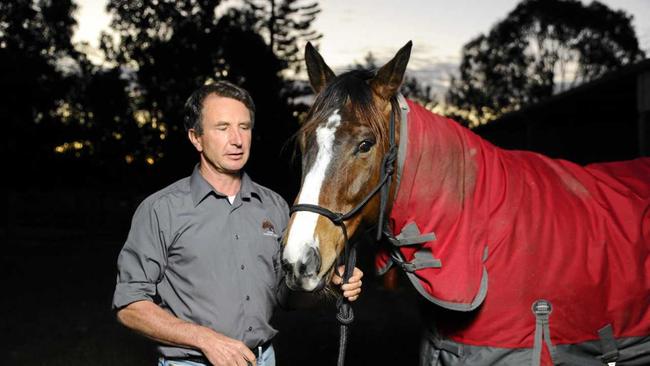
335, 223, 355, 366
335, 144, 395, 366
290, 106, 398, 366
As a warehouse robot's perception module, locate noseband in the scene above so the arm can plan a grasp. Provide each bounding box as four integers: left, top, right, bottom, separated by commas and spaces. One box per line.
289, 104, 398, 366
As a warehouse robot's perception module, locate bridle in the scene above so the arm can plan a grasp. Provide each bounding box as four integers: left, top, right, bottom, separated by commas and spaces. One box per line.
289, 102, 398, 366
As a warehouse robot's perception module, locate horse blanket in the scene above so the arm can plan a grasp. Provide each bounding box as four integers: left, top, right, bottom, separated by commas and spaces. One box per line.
375, 97, 650, 365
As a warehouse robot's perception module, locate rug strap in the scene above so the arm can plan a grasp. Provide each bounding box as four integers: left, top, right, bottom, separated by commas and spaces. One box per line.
598, 324, 619, 365
531, 299, 556, 366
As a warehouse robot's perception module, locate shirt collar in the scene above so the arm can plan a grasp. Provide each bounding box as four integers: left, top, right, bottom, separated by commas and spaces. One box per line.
239, 171, 262, 202
190, 165, 262, 206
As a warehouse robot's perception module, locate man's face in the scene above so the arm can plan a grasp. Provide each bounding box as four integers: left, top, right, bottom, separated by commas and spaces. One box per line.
190, 94, 252, 174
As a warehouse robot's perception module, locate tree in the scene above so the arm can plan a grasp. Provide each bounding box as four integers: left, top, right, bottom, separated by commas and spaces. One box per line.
401, 75, 436, 110
0, 0, 86, 185
446, 0, 646, 126
245, 0, 322, 74
353, 52, 437, 109
101, 0, 223, 173
102, 0, 300, 196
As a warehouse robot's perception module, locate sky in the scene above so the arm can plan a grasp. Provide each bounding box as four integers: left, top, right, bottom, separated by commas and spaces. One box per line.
73, 0, 650, 93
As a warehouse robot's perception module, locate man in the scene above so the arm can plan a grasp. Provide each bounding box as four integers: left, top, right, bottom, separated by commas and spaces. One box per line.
112, 81, 363, 366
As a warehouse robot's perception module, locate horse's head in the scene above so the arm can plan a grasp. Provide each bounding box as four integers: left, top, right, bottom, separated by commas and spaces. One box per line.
282, 41, 412, 291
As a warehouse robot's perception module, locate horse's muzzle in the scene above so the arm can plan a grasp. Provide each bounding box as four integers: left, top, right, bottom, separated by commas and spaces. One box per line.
282, 246, 323, 291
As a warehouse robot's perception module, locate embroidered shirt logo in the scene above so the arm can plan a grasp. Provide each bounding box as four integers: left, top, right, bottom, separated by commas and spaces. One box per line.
262, 220, 278, 237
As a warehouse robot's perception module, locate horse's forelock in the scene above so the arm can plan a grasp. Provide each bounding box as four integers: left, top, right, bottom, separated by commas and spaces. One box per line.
299, 69, 392, 153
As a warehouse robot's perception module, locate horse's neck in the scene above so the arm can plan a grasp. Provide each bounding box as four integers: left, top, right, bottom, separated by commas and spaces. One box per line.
394, 100, 497, 232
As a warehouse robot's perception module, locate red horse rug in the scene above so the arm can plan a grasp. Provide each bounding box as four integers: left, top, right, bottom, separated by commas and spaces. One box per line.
376, 97, 650, 366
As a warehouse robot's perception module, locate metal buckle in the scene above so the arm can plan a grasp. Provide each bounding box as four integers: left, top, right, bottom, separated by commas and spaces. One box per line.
532, 299, 552, 316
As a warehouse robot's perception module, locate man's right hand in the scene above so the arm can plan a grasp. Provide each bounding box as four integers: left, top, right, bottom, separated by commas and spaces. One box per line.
197, 328, 256, 366
116, 301, 256, 366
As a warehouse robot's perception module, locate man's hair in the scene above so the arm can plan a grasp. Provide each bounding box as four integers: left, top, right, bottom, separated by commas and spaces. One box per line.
183, 80, 256, 134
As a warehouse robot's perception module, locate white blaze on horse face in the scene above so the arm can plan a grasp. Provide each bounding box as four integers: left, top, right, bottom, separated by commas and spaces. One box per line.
285, 110, 342, 268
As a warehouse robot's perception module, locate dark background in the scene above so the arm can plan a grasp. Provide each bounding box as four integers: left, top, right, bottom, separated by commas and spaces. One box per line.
3, 0, 648, 364
3, 225, 423, 365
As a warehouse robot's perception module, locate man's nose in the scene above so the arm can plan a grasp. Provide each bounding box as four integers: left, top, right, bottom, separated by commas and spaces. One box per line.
229, 128, 242, 146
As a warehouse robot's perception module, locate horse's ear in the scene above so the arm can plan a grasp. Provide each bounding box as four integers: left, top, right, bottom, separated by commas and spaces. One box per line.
370, 41, 412, 100
305, 42, 336, 94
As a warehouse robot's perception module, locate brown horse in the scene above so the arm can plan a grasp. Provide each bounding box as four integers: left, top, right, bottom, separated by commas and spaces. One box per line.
281, 42, 407, 292
282, 42, 650, 365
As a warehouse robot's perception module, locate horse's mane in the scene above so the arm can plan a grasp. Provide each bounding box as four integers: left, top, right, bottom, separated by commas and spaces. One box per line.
298, 69, 391, 148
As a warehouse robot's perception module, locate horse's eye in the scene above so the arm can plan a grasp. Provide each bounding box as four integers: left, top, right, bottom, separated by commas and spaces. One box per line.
358, 139, 375, 153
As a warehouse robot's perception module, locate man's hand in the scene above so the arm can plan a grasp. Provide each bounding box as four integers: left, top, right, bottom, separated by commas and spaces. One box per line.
116, 301, 256, 366
331, 266, 363, 302
198, 328, 256, 366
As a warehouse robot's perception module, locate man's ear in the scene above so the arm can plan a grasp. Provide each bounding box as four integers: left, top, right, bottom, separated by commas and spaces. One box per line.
305, 42, 336, 94
188, 129, 203, 152
370, 41, 412, 100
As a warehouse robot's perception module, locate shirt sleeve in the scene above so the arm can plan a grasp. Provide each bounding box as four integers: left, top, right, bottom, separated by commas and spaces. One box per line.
274, 196, 291, 308
112, 197, 170, 310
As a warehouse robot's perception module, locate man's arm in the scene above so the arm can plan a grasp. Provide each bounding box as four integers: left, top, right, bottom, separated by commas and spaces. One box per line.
117, 300, 255, 366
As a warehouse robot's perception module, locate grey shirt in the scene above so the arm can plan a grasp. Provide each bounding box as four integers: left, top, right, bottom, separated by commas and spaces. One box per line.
112, 166, 290, 358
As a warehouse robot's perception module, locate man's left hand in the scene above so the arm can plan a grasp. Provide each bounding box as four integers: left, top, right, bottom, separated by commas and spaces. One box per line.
331, 266, 363, 302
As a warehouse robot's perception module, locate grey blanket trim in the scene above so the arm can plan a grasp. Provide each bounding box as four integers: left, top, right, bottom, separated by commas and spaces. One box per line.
421, 333, 650, 366
393, 93, 409, 202
403, 253, 488, 312
598, 324, 619, 364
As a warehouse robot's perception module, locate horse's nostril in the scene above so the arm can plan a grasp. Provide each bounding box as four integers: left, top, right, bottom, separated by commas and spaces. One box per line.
282, 247, 321, 277
300, 247, 320, 276
298, 261, 308, 275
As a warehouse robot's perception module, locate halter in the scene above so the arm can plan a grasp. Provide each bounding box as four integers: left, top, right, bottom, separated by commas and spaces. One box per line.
289, 103, 398, 366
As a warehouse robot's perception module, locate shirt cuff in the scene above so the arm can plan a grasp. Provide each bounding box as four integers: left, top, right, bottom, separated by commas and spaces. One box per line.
112, 282, 157, 310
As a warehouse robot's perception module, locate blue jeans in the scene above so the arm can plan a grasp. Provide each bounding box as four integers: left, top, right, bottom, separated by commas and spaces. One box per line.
158, 345, 276, 366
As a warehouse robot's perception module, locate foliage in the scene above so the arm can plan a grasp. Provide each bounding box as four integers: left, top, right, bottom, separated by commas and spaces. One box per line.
0, 0, 79, 128
102, 0, 300, 194
446, 0, 646, 126
401, 75, 436, 110
0, 0, 88, 183
245, 0, 322, 74
2, 0, 311, 195
353, 52, 437, 109
244, 0, 323, 137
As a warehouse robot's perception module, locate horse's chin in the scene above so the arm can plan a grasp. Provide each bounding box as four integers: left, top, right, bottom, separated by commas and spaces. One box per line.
285, 274, 326, 292
312, 277, 327, 292
284, 264, 336, 293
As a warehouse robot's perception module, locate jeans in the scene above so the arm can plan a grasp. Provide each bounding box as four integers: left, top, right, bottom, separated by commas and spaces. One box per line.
158, 344, 276, 366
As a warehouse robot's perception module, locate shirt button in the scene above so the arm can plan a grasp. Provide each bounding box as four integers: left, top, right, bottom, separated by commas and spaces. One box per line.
246, 295, 250, 301
248, 326, 253, 331
241, 264, 245, 270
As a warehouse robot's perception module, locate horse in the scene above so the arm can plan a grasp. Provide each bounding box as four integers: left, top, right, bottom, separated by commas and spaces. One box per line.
281, 41, 650, 366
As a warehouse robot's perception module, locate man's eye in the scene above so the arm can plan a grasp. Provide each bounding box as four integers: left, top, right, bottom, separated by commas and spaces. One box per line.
358, 139, 375, 153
